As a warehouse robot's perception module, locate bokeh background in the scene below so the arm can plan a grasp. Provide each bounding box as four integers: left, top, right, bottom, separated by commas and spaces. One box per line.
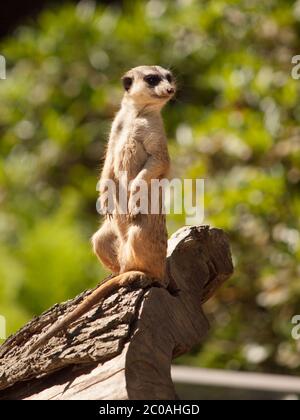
1, 0, 300, 376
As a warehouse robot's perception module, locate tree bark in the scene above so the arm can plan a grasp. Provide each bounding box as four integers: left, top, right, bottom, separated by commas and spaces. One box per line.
0, 225, 233, 400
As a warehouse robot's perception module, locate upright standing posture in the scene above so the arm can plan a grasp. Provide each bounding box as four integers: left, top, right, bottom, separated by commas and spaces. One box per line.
29, 66, 175, 353
92, 65, 175, 282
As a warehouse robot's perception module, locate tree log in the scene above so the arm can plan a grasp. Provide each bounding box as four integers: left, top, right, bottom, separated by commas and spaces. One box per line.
0, 225, 233, 400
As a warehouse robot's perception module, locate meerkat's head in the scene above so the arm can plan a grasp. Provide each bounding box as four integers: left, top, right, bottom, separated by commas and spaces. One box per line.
121, 65, 176, 110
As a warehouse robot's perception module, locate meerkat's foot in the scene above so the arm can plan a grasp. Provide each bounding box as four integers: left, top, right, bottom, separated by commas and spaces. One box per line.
117, 270, 156, 289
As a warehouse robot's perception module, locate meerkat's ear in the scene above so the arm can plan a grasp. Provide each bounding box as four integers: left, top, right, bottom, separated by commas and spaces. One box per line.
122, 76, 133, 91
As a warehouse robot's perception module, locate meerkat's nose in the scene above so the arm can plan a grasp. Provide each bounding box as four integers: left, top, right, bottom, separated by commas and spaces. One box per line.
167, 88, 175, 94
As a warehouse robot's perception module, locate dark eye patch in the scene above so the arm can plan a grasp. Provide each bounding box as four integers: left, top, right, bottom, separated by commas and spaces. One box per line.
166, 73, 173, 83
144, 74, 162, 87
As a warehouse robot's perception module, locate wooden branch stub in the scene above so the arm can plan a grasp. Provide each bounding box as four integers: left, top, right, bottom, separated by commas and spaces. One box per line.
0, 225, 233, 400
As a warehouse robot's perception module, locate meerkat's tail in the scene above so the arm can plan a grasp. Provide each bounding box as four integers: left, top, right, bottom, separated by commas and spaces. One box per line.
28, 271, 151, 355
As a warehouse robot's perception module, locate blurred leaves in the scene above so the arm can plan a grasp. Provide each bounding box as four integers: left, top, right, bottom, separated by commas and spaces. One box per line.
0, 0, 300, 374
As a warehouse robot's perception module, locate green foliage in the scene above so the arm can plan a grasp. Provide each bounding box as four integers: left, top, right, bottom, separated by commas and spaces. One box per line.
1, 0, 300, 373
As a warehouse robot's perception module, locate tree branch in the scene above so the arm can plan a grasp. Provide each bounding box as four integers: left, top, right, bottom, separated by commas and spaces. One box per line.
0, 225, 233, 400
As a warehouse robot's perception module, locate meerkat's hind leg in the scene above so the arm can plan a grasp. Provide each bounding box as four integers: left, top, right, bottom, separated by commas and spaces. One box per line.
92, 220, 120, 274
120, 223, 167, 284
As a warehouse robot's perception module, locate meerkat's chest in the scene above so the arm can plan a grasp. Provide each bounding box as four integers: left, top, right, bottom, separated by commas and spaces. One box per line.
113, 121, 148, 176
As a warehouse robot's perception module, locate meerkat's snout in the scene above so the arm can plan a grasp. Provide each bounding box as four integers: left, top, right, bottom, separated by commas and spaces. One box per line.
167, 87, 175, 95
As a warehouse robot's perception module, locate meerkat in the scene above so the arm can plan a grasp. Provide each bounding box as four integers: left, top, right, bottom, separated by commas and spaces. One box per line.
29, 66, 175, 353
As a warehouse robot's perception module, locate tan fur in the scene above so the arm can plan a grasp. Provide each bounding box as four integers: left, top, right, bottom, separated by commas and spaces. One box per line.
92, 65, 175, 281
28, 66, 175, 353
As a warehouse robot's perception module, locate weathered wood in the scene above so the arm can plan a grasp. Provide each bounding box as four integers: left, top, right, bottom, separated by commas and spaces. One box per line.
0, 225, 233, 400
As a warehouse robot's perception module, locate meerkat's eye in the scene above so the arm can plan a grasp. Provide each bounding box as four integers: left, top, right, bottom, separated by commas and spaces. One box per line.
144, 74, 162, 87
166, 73, 173, 83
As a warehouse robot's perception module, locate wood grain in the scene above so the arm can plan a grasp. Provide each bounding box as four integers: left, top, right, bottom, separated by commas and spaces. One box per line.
0, 225, 233, 400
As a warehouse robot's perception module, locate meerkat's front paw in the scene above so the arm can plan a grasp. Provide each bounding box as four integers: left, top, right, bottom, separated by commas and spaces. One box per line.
128, 179, 140, 216
129, 178, 141, 195
128, 195, 140, 217
128, 178, 148, 217
99, 193, 114, 218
